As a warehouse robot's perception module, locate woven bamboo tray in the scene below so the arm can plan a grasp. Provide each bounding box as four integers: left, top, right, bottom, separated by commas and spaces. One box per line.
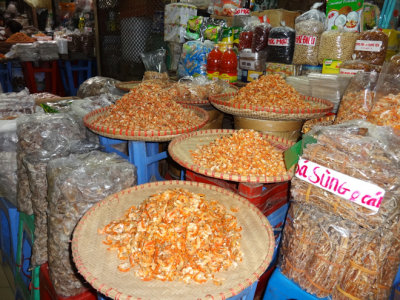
72, 180, 275, 300
176, 85, 239, 105
168, 129, 296, 183
209, 92, 334, 121
115, 81, 143, 92
83, 105, 209, 142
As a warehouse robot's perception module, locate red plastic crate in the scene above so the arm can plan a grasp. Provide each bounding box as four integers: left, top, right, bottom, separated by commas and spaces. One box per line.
40, 263, 97, 300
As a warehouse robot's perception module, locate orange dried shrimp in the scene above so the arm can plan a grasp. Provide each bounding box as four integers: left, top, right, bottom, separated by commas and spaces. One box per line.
99, 188, 243, 285
335, 90, 375, 124
191, 129, 287, 176
92, 83, 202, 131
367, 92, 400, 131
230, 74, 313, 109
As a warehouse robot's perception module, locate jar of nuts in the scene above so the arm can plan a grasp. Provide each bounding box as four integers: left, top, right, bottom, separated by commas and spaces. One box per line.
318, 30, 359, 64
354, 29, 388, 65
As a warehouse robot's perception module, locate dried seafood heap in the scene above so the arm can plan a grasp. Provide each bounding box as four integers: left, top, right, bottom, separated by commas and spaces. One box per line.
92, 83, 203, 131
99, 188, 242, 285
280, 120, 400, 299
367, 92, 400, 131
191, 129, 287, 177
229, 74, 317, 109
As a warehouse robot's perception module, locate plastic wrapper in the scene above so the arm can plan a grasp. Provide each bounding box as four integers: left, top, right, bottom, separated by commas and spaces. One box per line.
267, 24, 295, 64
164, 3, 197, 43
335, 72, 379, 124
178, 40, 213, 78
285, 76, 311, 96
180, 0, 211, 9
209, 0, 240, 16
251, 22, 271, 53
10, 43, 40, 61
67, 32, 82, 53
203, 19, 225, 43
292, 120, 400, 230
185, 16, 203, 40
0, 152, 17, 205
388, 53, 400, 75
36, 41, 59, 61
16, 113, 85, 215
318, 30, 359, 64
142, 71, 169, 82
292, 3, 325, 66
0, 89, 35, 120
280, 202, 400, 299
47, 151, 137, 297
140, 48, 167, 74
367, 71, 400, 131
339, 59, 378, 75
354, 29, 388, 66
77, 76, 121, 98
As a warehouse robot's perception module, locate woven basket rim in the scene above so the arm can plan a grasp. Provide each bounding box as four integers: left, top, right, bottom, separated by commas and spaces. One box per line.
72, 180, 275, 300
168, 129, 295, 183
115, 81, 142, 92
83, 105, 209, 142
209, 92, 334, 120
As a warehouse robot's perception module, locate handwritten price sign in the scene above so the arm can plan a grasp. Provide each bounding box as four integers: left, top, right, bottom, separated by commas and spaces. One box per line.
295, 158, 385, 212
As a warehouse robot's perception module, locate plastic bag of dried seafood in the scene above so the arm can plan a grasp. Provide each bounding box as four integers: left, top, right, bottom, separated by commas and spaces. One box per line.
77, 76, 121, 98
47, 151, 137, 297
292, 120, 400, 230
0, 89, 35, 120
334, 71, 379, 124
279, 202, 400, 299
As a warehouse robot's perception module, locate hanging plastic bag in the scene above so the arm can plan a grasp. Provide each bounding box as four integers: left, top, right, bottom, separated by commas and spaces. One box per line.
292, 2, 325, 65
267, 22, 295, 64
140, 48, 168, 73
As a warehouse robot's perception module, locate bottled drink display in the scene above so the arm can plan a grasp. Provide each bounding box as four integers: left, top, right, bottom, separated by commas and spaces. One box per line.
207, 44, 222, 81
219, 45, 238, 84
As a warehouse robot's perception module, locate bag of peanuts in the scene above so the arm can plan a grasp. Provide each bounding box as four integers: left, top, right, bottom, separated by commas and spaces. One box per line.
334, 71, 379, 124
354, 28, 388, 66
292, 2, 326, 66
318, 29, 359, 64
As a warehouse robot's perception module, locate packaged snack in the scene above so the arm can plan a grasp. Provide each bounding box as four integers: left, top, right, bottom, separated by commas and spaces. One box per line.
186, 16, 203, 40
178, 40, 214, 77
318, 30, 359, 64
354, 29, 388, 65
267, 22, 295, 64
251, 21, 271, 53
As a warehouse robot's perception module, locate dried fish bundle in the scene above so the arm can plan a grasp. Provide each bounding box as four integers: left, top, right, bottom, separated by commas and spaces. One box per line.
292, 120, 400, 230
47, 151, 137, 297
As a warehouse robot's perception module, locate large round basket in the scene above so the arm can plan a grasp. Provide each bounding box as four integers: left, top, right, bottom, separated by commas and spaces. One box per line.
83, 104, 209, 142
72, 180, 275, 300
175, 85, 239, 106
209, 92, 333, 121
115, 81, 143, 92
168, 129, 295, 183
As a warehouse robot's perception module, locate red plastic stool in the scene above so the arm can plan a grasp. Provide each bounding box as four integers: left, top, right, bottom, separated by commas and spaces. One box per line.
21, 61, 60, 95
40, 263, 97, 300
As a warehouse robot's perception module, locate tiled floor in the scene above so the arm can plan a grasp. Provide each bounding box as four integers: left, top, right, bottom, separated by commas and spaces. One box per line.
0, 254, 16, 300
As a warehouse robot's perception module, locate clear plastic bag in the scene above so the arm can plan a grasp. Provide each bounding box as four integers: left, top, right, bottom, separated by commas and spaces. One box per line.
140, 48, 167, 74
339, 59, 376, 75
267, 23, 295, 64
387, 53, 400, 75
36, 41, 59, 61
354, 29, 388, 66
178, 40, 214, 78
292, 3, 325, 65
47, 151, 137, 297
11, 43, 40, 61
210, 0, 241, 16
335, 71, 379, 124
77, 76, 121, 98
318, 30, 359, 64
0, 89, 35, 120
251, 22, 271, 53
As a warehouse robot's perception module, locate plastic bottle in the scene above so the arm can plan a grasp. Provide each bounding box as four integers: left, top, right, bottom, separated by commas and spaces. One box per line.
219, 44, 238, 84
207, 44, 222, 81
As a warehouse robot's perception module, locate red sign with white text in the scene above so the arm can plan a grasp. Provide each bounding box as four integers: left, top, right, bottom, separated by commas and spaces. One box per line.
295, 35, 317, 46
295, 158, 385, 212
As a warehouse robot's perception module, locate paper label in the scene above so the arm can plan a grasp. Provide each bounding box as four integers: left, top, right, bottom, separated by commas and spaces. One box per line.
295, 158, 385, 212
247, 70, 263, 81
339, 68, 363, 75
235, 8, 250, 16
295, 35, 317, 46
355, 40, 382, 52
268, 38, 289, 46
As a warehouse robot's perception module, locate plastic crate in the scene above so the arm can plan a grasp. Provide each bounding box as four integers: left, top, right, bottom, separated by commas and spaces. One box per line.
266, 202, 289, 264
263, 268, 330, 300
40, 262, 98, 300
97, 281, 258, 300
99, 136, 167, 184
15, 212, 40, 300
0, 197, 19, 271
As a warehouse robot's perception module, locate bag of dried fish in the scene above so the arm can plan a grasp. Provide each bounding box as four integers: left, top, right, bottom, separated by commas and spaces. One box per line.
47, 151, 137, 297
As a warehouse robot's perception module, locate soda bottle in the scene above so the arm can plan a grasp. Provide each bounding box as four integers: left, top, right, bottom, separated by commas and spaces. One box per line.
219, 44, 238, 84
207, 44, 222, 81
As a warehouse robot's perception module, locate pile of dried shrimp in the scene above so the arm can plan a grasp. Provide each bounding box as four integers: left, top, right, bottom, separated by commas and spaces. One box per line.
230, 74, 315, 109
92, 83, 202, 131
191, 129, 287, 177
99, 188, 243, 285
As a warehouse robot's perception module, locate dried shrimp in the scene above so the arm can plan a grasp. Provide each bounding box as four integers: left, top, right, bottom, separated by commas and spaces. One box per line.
367, 92, 400, 130
99, 188, 243, 285
191, 129, 287, 177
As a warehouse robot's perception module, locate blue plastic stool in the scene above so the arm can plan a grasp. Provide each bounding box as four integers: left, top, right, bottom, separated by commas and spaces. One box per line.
97, 281, 258, 300
0, 197, 19, 271
58, 59, 93, 96
263, 268, 330, 300
99, 136, 167, 185
266, 203, 289, 264
0, 61, 13, 92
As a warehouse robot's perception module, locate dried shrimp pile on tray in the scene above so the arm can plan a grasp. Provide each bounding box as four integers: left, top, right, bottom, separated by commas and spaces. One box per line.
167, 80, 228, 103
229, 74, 317, 109
367, 92, 400, 131
334, 90, 375, 124
91, 83, 202, 131
191, 129, 286, 177
99, 188, 243, 285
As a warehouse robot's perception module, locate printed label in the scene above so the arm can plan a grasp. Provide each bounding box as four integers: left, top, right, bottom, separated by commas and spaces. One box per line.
268, 38, 289, 46
247, 70, 263, 82
207, 71, 219, 81
339, 68, 363, 75
295, 158, 385, 212
295, 35, 317, 46
355, 40, 382, 52
234, 8, 250, 16
219, 72, 237, 84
